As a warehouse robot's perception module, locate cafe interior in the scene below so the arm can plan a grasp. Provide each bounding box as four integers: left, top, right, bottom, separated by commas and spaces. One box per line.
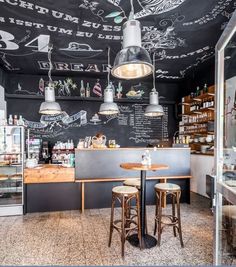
0, 0, 236, 266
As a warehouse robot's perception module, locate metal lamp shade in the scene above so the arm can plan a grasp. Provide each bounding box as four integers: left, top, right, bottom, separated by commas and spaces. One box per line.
111, 19, 153, 80
145, 90, 164, 117
39, 86, 62, 115
111, 46, 153, 80
99, 87, 119, 115
39, 101, 62, 115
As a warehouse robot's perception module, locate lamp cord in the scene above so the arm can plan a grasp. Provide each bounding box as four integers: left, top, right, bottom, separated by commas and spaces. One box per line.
129, 0, 134, 19
48, 44, 53, 85
153, 52, 156, 91
107, 46, 111, 85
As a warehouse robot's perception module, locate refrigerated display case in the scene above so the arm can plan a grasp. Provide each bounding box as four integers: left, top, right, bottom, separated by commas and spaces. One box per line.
0, 126, 24, 216
215, 10, 236, 265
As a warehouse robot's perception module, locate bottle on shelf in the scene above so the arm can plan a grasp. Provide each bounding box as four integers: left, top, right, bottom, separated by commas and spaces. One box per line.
86, 82, 90, 98
203, 83, 208, 93
80, 80, 85, 97
18, 115, 24, 126
8, 114, 13, 125
196, 86, 200, 96
13, 115, 18, 125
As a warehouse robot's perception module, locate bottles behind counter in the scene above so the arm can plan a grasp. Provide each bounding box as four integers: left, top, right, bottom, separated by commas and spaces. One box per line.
3, 114, 25, 126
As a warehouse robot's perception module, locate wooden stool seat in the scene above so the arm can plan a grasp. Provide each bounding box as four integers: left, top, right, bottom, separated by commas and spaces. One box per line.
154, 183, 184, 248
109, 185, 141, 258
123, 179, 141, 189
155, 183, 180, 191
112, 185, 138, 195
222, 205, 236, 219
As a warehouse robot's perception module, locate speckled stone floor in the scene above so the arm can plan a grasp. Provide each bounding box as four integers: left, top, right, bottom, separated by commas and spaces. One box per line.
0, 193, 213, 266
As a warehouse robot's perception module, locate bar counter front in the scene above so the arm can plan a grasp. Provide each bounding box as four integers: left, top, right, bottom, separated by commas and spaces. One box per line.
24, 147, 191, 213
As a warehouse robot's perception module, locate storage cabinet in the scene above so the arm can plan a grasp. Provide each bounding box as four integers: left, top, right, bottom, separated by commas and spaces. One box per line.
0, 126, 24, 216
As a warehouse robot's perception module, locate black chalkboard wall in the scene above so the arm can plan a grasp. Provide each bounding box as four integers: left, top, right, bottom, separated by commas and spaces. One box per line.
5, 73, 179, 147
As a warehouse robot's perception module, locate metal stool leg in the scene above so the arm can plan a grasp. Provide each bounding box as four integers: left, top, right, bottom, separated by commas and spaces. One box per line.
176, 191, 184, 248
154, 192, 159, 236
157, 191, 162, 246
121, 196, 126, 258
136, 192, 142, 250
108, 195, 115, 247
172, 193, 177, 237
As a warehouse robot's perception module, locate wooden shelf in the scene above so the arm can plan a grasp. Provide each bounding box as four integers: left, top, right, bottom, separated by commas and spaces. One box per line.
193, 92, 215, 101
5, 93, 175, 105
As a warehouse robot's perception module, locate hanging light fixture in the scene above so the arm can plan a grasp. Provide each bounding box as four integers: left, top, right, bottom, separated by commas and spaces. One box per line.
111, 0, 153, 80
145, 53, 164, 117
99, 47, 119, 115
39, 45, 62, 115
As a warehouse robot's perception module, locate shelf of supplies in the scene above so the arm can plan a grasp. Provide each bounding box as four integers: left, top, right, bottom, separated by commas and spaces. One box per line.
180, 120, 214, 127
193, 92, 215, 101
179, 131, 214, 136
190, 142, 214, 145
183, 107, 214, 116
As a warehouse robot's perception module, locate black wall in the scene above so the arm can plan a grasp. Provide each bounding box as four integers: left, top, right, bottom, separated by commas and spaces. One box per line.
180, 59, 215, 97
5, 73, 181, 146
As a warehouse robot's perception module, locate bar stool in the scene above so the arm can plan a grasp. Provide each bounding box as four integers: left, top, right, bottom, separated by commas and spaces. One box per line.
123, 179, 149, 234
108, 185, 141, 257
154, 183, 184, 247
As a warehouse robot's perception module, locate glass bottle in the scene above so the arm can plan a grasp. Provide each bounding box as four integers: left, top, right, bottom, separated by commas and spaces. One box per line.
80, 80, 85, 97
203, 83, 208, 93
8, 114, 13, 125
86, 82, 90, 98
13, 115, 18, 125
196, 86, 200, 96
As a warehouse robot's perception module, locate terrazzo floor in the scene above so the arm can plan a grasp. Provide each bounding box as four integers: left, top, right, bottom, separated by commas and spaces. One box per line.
0, 193, 213, 266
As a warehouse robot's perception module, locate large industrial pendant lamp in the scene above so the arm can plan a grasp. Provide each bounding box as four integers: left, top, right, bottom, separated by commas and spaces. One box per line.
39, 45, 62, 115
111, 0, 153, 80
145, 53, 164, 117
99, 47, 119, 115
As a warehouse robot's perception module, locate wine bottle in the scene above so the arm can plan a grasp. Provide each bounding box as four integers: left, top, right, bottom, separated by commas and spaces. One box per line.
196, 86, 200, 96
86, 82, 90, 98
80, 80, 85, 97
203, 84, 208, 93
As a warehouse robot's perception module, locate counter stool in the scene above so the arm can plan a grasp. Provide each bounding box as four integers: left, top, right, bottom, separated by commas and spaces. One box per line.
108, 185, 141, 257
123, 179, 148, 234
154, 183, 184, 247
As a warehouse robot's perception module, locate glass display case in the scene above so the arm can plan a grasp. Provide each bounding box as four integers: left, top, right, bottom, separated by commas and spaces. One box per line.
215, 10, 236, 265
0, 126, 24, 216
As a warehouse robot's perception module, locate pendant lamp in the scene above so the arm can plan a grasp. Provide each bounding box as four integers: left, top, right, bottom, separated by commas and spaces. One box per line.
39, 45, 62, 115
145, 53, 164, 117
111, 0, 153, 80
99, 47, 119, 115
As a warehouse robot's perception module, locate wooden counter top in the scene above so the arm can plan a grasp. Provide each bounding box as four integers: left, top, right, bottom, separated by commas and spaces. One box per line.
24, 164, 75, 184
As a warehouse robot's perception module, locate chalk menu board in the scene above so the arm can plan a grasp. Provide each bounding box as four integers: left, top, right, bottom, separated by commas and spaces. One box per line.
117, 104, 169, 145
7, 98, 174, 147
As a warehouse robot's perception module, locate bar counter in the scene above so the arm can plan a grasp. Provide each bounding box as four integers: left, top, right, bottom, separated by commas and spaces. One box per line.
24, 147, 191, 213
24, 164, 75, 184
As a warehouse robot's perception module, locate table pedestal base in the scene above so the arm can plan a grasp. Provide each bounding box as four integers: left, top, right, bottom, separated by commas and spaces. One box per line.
127, 234, 157, 249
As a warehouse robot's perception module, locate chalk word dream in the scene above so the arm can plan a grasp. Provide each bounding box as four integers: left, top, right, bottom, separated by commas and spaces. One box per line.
38, 61, 110, 73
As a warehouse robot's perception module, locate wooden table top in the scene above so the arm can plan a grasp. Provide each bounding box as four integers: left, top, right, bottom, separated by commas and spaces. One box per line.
120, 163, 169, 171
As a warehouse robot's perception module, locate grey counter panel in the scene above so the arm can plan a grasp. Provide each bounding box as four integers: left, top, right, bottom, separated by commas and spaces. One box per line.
75, 148, 191, 179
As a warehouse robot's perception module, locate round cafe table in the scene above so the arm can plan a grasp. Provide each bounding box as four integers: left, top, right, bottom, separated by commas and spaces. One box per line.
120, 162, 169, 249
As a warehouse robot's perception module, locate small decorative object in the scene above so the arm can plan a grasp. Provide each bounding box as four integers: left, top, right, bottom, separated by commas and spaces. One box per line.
39, 78, 44, 95
90, 113, 101, 123
86, 82, 90, 98
116, 82, 123, 99
141, 149, 151, 166
80, 80, 86, 97
126, 86, 144, 99
8, 114, 13, 125
93, 79, 103, 97
92, 134, 107, 148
